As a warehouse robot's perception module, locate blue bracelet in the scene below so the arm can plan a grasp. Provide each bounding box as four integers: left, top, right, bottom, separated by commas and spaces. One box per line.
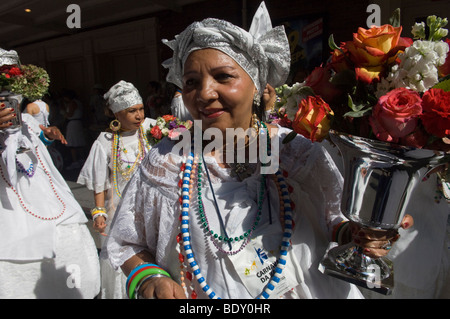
39, 131, 54, 146
125, 263, 160, 289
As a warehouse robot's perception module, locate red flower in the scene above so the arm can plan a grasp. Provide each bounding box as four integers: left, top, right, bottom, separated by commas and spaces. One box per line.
150, 125, 162, 139
421, 88, 450, 138
305, 65, 341, 103
439, 38, 450, 77
8, 67, 22, 76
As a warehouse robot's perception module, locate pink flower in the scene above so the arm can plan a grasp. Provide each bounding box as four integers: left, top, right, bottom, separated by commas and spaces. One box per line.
168, 127, 187, 139
369, 87, 422, 145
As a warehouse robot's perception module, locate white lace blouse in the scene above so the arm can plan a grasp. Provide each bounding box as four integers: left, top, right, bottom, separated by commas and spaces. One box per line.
105, 126, 363, 299
78, 118, 155, 215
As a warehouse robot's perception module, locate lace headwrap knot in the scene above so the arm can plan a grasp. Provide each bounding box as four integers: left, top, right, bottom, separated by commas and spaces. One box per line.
163, 2, 290, 96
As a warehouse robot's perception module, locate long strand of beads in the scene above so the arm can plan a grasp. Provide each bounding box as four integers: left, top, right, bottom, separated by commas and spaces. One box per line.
16, 158, 36, 177
180, 147, 294, 299
196, 160, 266, 256
112, 131, 122, 197
0, 146, 66, 220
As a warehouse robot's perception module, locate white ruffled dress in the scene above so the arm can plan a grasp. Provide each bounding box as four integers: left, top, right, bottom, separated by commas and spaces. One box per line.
77, 117, 155, 299
0, 114, 100, 299
105, 126, 363, 299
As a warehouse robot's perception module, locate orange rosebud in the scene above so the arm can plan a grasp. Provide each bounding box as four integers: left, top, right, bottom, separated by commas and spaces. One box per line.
292, 96, 334, 142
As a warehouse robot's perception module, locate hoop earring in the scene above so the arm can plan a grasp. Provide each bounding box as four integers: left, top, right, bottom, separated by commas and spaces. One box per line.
110, 119, 121, 132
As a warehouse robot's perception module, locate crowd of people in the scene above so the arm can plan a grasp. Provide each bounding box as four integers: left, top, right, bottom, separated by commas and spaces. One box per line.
0, 1, 448, 300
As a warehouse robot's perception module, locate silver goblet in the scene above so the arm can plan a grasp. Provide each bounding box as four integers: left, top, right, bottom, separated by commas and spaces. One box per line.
320, 130, 449, 295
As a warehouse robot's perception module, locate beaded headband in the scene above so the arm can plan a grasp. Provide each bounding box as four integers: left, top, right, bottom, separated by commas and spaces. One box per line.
104, 80, 143, 114
162, 1, 290, 96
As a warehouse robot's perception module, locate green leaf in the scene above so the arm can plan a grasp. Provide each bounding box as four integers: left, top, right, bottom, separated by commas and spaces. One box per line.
389, 8, 401, 27
347, 95, 366, 112
344, 107, 372, 118
282, 131, 297, 144
297, 86, 316, 97
328, 34, 340, 51
432, 77, 450, 91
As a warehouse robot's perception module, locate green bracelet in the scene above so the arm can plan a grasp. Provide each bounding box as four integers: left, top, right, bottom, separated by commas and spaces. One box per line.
128, 267, 171, 299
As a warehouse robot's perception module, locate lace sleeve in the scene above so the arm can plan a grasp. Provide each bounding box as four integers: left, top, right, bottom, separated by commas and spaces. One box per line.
278, 128, 346, 241
105, 138, 183, 270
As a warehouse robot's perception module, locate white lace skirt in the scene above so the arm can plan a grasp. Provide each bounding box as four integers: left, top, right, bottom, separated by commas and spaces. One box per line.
0, 223, 100, 299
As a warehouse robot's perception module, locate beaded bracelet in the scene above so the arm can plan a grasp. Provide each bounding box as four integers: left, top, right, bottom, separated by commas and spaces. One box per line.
39, 131, 54, 146
90, 206, 107, 221
135, 274, 168, 299
126, 263, 172, 299
332, 220, 349, 244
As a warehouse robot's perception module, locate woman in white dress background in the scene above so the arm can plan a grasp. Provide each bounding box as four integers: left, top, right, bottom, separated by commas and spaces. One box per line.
77, 80, 155, 298
0, 49, 100, 299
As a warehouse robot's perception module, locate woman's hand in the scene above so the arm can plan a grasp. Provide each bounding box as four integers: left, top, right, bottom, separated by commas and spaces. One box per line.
39, 125, 67, 144
0, 103, 16, 129
93, 215, 107, 236
138, 276, 186, 299
350, 214, 414, 258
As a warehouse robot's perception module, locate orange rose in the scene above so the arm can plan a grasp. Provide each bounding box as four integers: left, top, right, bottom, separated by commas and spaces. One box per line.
343, 25, 412, 83
292, 96, 334, 142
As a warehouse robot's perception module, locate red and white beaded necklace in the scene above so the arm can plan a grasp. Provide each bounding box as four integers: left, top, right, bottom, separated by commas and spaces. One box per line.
0, 145, 66, 221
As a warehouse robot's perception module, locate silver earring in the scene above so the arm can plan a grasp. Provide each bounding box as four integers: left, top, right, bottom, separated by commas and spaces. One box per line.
253, 92, 261, 107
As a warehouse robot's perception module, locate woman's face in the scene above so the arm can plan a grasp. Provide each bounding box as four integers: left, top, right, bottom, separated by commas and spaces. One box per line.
115, 104, 145, 131
182, 48, 257, 133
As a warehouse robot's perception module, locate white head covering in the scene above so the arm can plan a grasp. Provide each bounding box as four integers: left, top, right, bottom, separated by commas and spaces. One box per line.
162, 2, 290, 96
0, 48, 19, 66
104, 80, 143, 114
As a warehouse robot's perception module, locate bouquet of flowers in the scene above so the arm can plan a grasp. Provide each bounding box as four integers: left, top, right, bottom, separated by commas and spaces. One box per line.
0, 64, 23, 91
274, 11, 450, 154
0, 63, 50, 101
147, 114, 193, 145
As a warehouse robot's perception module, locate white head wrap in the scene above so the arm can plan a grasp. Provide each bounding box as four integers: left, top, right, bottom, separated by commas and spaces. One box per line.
162, 1, 290, 96
104, 80, 143, 114
0, 48, 19, 66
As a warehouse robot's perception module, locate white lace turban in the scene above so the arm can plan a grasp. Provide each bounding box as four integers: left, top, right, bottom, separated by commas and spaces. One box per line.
104, 80, 143, 114
0, 48, 19, 66
162, 2, 290, 96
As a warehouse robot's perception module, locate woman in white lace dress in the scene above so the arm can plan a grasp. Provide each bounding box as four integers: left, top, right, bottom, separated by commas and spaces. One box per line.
77, 80, 155, 298
105, 2, 408, 299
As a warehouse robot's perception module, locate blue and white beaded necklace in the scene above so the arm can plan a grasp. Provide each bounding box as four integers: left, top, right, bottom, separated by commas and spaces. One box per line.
179, 124, 294, 299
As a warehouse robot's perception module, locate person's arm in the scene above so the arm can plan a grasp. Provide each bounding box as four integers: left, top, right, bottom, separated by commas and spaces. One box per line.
91, 191, 107, 235
121, 251, 186, 299
25, 102, 40, 115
